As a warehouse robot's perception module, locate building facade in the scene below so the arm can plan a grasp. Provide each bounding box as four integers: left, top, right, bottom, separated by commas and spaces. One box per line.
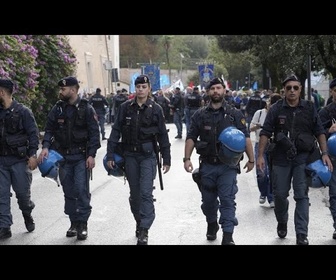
68, 35, 119, 96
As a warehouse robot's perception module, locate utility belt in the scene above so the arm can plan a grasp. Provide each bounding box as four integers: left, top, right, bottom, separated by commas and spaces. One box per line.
200, 156, 222, 165
187, 106, 200, 110
0, 146, 27, 157
58, 146, 86, 155
123, 142, 154, 153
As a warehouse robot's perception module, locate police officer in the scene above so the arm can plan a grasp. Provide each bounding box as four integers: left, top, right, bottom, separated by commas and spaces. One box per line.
113, 89, 128, 124
0, 79, 39, 239
184, 86, 203, 134
89, 87, 109, 140
169, 87, 184, 139
257, 74, 332, 245
318, 77, 336, 240
38, 76, 101, 241
183, 77, 254, 245
106, 74, 171, 245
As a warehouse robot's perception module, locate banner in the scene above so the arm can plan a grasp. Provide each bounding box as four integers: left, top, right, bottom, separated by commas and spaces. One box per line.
144, 64, 161, 91
198, 64, 214, 89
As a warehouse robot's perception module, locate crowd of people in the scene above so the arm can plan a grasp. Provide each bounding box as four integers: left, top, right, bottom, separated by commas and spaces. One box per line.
0, 72, 335, 246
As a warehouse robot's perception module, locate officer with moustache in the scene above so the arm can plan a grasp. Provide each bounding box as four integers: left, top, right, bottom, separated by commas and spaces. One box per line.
183, 77, 254, 245
38, 76, 101, 241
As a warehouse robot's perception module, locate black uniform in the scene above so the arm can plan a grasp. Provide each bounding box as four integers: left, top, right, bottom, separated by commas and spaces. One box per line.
0, 99, 39, 237
107, 97, 171, 239
42, 96, 101, 236
89, 89, 109, 139
260, 98, 325, 240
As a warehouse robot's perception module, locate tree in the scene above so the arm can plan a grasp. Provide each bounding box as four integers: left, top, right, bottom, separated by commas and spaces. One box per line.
0, 35, 77, 130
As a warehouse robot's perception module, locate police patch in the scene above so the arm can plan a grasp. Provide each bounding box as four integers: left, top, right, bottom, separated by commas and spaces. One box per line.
241, 118, 246, 126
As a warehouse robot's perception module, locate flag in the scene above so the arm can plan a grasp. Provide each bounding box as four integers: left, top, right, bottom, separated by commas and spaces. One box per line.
252, 81, 258, 90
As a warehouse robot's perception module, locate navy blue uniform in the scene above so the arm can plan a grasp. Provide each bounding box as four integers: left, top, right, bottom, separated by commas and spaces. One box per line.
0, 100, 39, 229
107, 97, 171, 231
42, 96, 100, 224
260, 98, 325, 237
319, 102, 336, 232
187, 102, 249, 235
89, 91, 109, 139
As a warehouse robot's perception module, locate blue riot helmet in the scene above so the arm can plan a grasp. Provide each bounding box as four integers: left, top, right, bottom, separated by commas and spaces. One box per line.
218, 126, 246, 166
306, 159, 331, 188
327, 133, 336, 157
38, 149, 64, 185
103, 153, 125, 177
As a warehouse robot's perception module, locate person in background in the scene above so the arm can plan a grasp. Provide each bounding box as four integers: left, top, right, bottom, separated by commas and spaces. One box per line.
183, 77, 254, 245
89, 88, 109, 140
106, 74, 171, 245
250, 93, 283, 208
154, 89, 170, 123
169, 87, 184, 139
184, 86, 203, 134
245, 90, 263, 131
257, 74, 332, 245
0, 79, 39, 239
38, 76, 101, 241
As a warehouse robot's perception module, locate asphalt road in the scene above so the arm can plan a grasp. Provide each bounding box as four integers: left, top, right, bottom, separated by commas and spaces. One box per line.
1, 123, 335, 246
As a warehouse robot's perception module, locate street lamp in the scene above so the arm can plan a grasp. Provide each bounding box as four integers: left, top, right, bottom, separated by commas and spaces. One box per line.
180, 53, 184, 81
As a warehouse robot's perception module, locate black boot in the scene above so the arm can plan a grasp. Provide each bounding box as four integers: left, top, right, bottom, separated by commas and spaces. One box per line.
277, 222, 287, 238
221, 232, 235, 245
66, 221, 78, 237
137, 228, 148, 245
23, 213, 35, 232
77, 221, 88, 240
0, 228, 12, 239
206, 221, 219, 241
296, 233, 309, 245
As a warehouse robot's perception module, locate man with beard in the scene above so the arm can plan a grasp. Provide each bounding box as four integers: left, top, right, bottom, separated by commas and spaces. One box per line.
38, 76, 101, 241
183, 77, 254, 245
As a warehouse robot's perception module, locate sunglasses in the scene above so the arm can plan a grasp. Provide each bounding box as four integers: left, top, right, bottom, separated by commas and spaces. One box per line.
285, 85, 300, 91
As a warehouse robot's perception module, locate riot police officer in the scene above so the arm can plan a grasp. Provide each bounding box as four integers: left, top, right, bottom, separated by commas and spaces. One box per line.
0, 79, 39, 239
184, 86, 203, 134
89, 88, 109, 140
183, 77, 254, 245
257, 74, 332, 245
38, 76, 101, 241
318, 77, 336, 240
106, 74, 171, 245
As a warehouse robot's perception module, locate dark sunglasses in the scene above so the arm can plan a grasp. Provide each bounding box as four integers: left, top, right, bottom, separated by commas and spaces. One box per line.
285, 85, 300, 91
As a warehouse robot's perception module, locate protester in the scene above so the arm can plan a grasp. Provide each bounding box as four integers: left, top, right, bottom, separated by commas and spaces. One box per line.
183, 77, 254, 245
250, 93, 283, 208
106, 74, 171, 245
0, 79, 39, 239
38, 76, 101, 241
257, 74, 332, 245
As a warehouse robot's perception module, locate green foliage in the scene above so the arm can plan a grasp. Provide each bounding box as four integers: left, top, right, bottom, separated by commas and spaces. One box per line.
0, 35, 77, 131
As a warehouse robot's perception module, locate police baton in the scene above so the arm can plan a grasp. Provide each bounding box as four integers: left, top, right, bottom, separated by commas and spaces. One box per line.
153, 137, 164, 190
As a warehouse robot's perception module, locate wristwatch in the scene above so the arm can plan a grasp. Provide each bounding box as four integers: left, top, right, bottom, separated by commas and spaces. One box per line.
183, 157, 190, 163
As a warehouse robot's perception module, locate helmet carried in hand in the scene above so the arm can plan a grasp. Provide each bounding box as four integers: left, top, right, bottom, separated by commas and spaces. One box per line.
38, 149, 64, 180
327, 133, 336, 157
103, 153, 125, 177
218, 126, 246, 166
305, 159, 331, 188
